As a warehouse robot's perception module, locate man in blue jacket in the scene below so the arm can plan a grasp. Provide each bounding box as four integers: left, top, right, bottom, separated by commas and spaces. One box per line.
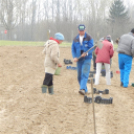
117, 28, 134, 88
72, 24, 94, 95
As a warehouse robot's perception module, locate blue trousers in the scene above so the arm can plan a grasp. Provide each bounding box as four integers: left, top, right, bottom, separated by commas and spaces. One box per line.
118, 53, 132, 87
77, 58, 91, 93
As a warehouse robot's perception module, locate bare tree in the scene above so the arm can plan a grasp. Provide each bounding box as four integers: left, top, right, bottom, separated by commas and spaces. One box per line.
0, 0, 20, 40
0, 0, 133, 42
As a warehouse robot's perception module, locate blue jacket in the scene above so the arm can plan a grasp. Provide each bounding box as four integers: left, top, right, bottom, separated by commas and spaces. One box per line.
72, 32, 94, 59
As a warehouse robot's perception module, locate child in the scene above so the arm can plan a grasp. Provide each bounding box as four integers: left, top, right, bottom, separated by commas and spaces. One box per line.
95, 38, 114, 85
41, 33, 64, 94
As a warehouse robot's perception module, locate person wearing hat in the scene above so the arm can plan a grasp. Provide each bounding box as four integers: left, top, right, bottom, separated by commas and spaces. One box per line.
94, 38, 114, 85
106, 35, 114, 47
72, 24, 94, 95
41, 33, 64, 94
118, 29, 134, 88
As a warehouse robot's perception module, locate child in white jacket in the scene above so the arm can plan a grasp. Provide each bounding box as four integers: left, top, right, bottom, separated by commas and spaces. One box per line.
42, 33, 64, 95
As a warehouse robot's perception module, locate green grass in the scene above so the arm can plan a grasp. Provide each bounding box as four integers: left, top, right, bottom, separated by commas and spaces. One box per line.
0, 40, 71, 46
0, 40, 118, 49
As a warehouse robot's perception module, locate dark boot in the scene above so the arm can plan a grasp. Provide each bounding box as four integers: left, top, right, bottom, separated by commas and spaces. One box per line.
41, 85, 48, 93
132, 83, 134, 87
48, 86, 54, 95
121, 82, 123, 87
111, 71, 113, 78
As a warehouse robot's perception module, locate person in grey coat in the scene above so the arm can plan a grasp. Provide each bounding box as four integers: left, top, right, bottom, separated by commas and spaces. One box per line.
117, 28, 134, 88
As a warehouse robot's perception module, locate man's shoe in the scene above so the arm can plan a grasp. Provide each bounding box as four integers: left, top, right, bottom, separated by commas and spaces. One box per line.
41, 85, 48, 93
79, 90, 85, 95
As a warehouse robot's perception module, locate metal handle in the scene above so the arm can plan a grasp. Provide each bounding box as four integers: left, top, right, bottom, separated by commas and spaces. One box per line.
78, 45, 96, 60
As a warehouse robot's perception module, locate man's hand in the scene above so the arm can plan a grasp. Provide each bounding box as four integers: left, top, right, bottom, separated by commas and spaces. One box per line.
81, 53, 87, 57
58, 63, 62, 67
74, 58, 78, 62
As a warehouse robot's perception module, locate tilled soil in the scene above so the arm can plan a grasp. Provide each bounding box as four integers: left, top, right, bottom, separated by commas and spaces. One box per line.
0, 46, 134, 134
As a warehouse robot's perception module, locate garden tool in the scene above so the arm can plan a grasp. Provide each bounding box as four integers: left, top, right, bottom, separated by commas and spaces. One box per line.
93, 88, 109, 94
84, 95, 92, 103
91, 78, 97, 134
64, 59, 73, 64
84, 96, 113, 104
94, 96, 113, 104
88, 78, 95, 84
66, 66, 77, 70
78, 41, 104, 60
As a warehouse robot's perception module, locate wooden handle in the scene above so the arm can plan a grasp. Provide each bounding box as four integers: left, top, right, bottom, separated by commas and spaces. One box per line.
91, 78, 97, 134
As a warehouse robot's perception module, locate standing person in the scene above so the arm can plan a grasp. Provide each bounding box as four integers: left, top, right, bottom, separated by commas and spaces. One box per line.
106, 35, 114, 65
95, 38, 114, 85
41, 33, 64, 95
106, 35, 114, 47
72, 24, 94, 95
117, 29, 134, 88
93, 38, 105, 71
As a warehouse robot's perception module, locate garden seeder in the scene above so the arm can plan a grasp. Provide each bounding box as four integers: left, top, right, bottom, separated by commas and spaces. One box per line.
93, 88, 109, 94
84, 95, 113, 104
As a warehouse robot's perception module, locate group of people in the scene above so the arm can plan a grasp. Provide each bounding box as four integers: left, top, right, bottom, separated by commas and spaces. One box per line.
41, 24, 134, 95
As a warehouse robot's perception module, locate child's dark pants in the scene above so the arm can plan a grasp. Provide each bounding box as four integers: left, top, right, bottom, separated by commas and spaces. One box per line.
43, 73, 53, 86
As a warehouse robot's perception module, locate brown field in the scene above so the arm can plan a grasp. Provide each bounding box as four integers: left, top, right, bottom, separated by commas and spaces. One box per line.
0, 46, 134, 134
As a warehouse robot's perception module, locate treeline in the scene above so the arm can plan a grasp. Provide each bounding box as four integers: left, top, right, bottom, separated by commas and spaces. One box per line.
0, 0, 134, 42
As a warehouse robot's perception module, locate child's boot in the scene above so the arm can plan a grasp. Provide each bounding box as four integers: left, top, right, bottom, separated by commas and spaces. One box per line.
41, 85, 48, 93
48, 86, 54, 95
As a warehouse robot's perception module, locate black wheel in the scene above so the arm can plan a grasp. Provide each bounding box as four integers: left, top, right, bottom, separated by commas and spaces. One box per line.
88, 97, 92, 104
110, 98, 113, 104
93, 88, 97, 93
84, 96, 88, 103
95, 96, 102, 104
104, 89, 109, 94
